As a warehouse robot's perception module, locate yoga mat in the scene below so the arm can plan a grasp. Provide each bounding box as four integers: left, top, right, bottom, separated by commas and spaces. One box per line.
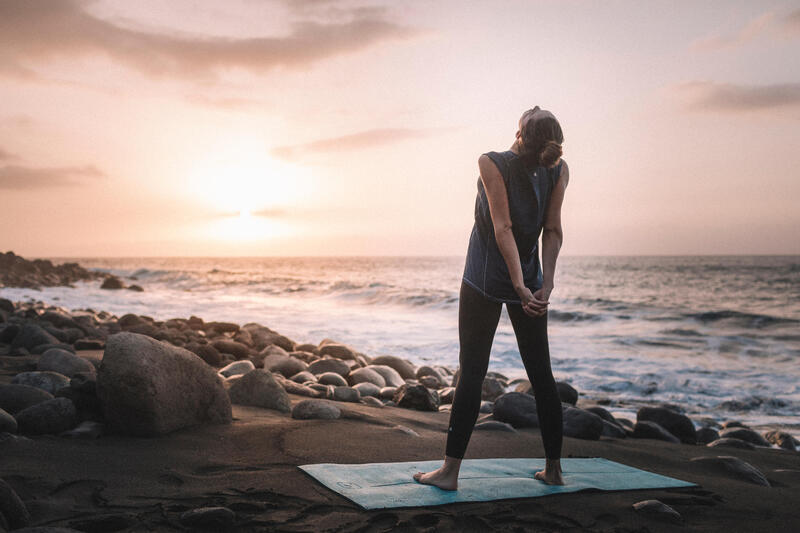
298, 457, 696, 509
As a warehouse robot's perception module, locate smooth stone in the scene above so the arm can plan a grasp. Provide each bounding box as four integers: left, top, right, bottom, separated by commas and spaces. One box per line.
294, 343, 319, 355
348, 367, 386, 388
274, 375, 321, 398
365, 364, 405, 388
637, 406, 697, 444
37, 349, 95, 378
392, 383, 440, 411
9, 323, 59, 352
0, 478, 31, 529
492, 392, 539, 428
481, 377, 506, 401
228, 369, 290, 412
11, 371, 70, 394
352, 382, 381, 398
632, 421, 680, 443
253, 344, 289, 367
368, 355, 416, 380
632, 499, 682, 523
556, 381, 579, 405
601, 419, 627, 438
378, 386, 397, 400
262, 353, 308, 377
764, 430, 799, 451
562, 406, 604, 440
211, 339, 251, 360
719, 427, 771, 447
317, 372, 348, 387
332, 386, 360, 403
318, 343, 357, 361
0, 384, 54, 415
474, 420, 517, 432
218, 360, 256, 378
479, 400, 494, 413
15, 397, 77, 435
307, 358, 351, 377
60, 420, 104, 439
360, 396, 384, 408
438, 387, 455, 403
179, 506, 236, 529
289, 371, 317, 384
415, 365, 443, 383
97, 332, 231, 436
690, 456, 770, 486
707, 437, 756, 450
0, 408, 17, 433
696, 426, 720, 445
291, 399, 341, 420
184, 342, 222, 366
100, 275, 124, 289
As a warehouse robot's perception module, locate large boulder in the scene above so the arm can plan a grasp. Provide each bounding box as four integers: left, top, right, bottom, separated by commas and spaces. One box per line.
97, 332, 232, 436
307, 358, 351, 377
719, 427, 771, 447
0, 384, 54, 415
227, 369, 291, 413
11, 371, 70, 395
211, 340, 251, 360
37, 349, 96, 378
562, 406, 604, 440
15, 397, 77, 435
764, 430, 799, 451
632, 421, 680, 443
369, 355, 416, 380
492, 392, 539, 428
348, 367, 386, 388
637, 406, 696, 444
392, 383, 439, 411
366, 365, 405, 388
262, 353, 308, 378
9, 323, 60, 352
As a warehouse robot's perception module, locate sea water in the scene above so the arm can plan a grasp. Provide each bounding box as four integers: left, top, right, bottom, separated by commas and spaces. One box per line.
2, 255, 798, 437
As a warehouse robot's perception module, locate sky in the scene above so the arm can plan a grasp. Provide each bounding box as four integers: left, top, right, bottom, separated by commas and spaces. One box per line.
1, 0, 798, 257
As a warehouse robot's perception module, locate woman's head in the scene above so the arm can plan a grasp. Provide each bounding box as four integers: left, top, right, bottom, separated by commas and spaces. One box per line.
516, 106, 564, 169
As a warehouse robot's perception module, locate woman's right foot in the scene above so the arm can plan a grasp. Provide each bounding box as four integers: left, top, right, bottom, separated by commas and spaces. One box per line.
413, 465, 458, 491
534, 468, 565, 485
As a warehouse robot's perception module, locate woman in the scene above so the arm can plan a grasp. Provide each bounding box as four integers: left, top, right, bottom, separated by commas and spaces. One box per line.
413, 106, 569, 490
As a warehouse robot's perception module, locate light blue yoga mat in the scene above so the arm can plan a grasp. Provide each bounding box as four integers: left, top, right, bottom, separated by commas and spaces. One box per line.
298, 457, 696, 509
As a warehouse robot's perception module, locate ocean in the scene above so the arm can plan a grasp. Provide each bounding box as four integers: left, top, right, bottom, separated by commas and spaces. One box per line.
2, 255, 798, 436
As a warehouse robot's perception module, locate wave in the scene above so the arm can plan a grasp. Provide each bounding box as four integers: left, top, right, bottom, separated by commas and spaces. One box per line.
684, 309, 798, 328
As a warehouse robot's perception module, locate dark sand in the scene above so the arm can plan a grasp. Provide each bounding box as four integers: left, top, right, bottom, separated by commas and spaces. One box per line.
2, 351, 799, 532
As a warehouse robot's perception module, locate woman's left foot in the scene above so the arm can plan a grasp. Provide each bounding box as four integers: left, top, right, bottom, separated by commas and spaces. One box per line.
534, 468, 564, 485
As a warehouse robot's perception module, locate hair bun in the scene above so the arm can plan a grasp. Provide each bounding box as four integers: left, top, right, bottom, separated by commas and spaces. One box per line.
540, 140, 562, 168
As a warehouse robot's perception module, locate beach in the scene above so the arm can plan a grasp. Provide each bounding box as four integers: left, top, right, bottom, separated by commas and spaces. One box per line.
1, 251, 799, 531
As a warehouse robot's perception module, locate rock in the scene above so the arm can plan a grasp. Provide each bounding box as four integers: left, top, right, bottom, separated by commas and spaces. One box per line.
318, 372, 348, 387
273, 375, 320, 398
60, 420, 104, 439
0, 384, 54, 414
73, 339, 105, 350
252, 344, 288, 367
97, 332, 231, 436
556, 381, 579, 405
690, 456, 770, 486
218, 360, 256, 378
360, 396, 384, 408
392, 383, 440, 411
719, 427, 771, 447
318, 343, 356, 360
601, 419, 627, 438
366, 364, 405, 388
707, 437, 756, 450
294, 343, 319, 354
332, 386, 360, 403
481, 377, 506, 401
632, 499, 682, 523
289, 371, 317, 384
632, 421, 680, 443
696, 427, 720, 445
11, 371, 70, 394
416, 365, 443, 383
492, 392, 539, 428
474, 420, 517, 432
764, 430, 799, 451
637, 406, 697, 444
228, 369, 291, 413
480, 401, 494, 413
10, 323, 60, 352
352, 382, 381, 398
292, 399, 341, 420
211, 339, 251, 360
438, 387, 455, 403
100, 275, 125, 289
37, 349, 95, 378
0, 478, 31, 529
0, 298, 14, 313
369, 355, 416, 379
179, 506, 236, 529
379, 386, 397, 399
721, 420, 746, 429
205, 321, 240, 335
185, 342, 222, 366
562, 407, 604, 440
127, 284, 144, 292
262, 353, 308, 378
15, 397, 77, 435
307, 358, 351, 377
419, 375, 440, 389
0, 408, 17, 433
348, 367, 386, 388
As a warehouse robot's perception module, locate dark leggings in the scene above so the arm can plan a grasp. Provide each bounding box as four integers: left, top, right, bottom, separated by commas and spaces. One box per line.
445, 281, 563, 460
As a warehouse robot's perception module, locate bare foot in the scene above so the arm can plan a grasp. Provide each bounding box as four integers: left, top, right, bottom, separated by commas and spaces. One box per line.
534, 468, 565, 485
413, 466, 458, 491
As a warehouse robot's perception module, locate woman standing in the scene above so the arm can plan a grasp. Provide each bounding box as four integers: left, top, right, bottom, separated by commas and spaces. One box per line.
413, 106, 569, 490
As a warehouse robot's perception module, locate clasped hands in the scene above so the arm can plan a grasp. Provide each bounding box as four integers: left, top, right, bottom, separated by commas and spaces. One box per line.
516, 285, 552, 317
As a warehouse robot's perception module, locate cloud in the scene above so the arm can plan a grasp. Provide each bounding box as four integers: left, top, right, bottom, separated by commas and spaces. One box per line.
0, 147, 19, 161
690, 8, 800, 52
0, 164, 106, 190
668, 81, 800, 114
0, 0, 420, 81
270, 127, 444, 160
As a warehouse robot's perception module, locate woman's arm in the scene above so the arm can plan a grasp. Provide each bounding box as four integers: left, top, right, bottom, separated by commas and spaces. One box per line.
533, 160, 569, 314
478, 154, 543, 315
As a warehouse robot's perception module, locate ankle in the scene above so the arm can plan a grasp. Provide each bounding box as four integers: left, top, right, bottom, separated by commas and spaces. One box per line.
443, 455, 463, 473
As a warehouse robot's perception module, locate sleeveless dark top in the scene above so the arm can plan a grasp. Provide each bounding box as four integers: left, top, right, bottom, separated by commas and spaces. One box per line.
462, 150, 564, 303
